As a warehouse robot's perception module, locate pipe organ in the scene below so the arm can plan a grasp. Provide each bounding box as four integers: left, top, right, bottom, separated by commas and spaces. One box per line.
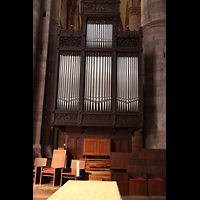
51, 0, 143, 154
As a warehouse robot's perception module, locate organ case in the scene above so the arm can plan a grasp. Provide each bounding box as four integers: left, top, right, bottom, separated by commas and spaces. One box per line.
50, 1, 143, 161
51, 0, 143, 131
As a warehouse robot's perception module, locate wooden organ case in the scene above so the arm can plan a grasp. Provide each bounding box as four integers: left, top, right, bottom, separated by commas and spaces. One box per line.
50, 0, 143, 179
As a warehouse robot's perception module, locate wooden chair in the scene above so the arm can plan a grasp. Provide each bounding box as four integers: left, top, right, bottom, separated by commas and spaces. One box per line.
40, 149, 66, 186
33, 158, 47, 184
60, 159, 86, 186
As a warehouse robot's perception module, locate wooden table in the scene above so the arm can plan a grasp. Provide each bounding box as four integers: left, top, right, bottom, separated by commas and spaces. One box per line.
48, 180, 122, 200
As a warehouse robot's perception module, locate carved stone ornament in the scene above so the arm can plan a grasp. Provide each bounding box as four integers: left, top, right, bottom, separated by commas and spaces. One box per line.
117, 38, 139, 48
83, 114, 112, 123
84, 3, 116, 12
60, 37, 81, 47
116, 115, 139, 123
55, 114, 78, 121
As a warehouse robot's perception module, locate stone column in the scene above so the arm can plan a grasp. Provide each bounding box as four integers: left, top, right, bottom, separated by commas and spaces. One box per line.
128, 0, 141, 31
33, 0, 41, 86
33, 0, 52, 157
40, 0, 61, 153
141, 0, 166, 149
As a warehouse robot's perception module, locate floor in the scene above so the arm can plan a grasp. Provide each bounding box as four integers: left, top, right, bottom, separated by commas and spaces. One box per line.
122, 196, 166, 200
33, 182, 166, 200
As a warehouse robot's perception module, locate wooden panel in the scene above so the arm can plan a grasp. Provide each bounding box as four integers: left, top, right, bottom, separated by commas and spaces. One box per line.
110, 151, 166, 178
76, 137, 83, 159
147, 166, 166, 178
111, 139, 120, 152
120, 139, 128, 152
110, 152, 130, 169
83, 138, 97, 155
89, 174, 111, 181
111, 172, 129, 196
89, 174, 104, 181
129, 180, 147, 196
68, 137, 75, 158
148, 181, 166, 196
97, 139, 110, 156
127, 165, 147, 178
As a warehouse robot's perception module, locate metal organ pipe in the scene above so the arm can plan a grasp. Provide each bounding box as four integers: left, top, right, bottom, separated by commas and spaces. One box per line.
117, 56, 139, 112
86, 23, 113, 48
57, 54, 81, 110
84, 56, 112, 111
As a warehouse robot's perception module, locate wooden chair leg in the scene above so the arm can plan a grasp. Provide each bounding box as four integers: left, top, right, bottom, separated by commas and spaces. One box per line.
60, 169, 63, 186
53, 169, 55, 186
33, 168, 37, 184
60, 175, 63, 186
39, 168, 43, 184
54, 168, 61, 186
33, 173, 36, 184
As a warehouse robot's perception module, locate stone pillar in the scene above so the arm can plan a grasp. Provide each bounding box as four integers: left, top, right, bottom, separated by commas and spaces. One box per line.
33, 0, 52, 157
40, 0, 61, 152
128, 0, 141, 31
141, 0, 166, 149
33, 0, 41, 86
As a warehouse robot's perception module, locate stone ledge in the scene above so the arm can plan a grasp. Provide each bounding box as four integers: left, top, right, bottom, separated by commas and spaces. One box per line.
142, 19, 166, 33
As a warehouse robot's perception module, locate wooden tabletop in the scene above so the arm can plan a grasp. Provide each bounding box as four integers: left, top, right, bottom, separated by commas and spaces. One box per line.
47, 180, 122, 200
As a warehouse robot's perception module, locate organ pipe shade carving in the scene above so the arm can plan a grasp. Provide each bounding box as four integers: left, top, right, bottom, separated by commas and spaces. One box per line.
117, 57, 139, 111
57, 55, 81, 110
86, 22, 113, 48
84, 56, 112, 111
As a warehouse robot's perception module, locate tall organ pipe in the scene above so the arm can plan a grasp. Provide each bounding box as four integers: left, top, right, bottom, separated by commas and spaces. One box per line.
117, 56, 139, 112
84, 56, 112, 111
57, 54, 81, 110
86, 23, 113, 48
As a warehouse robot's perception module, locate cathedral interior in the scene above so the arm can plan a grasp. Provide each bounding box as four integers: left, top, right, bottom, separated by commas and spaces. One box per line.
33, 0, 166, 198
